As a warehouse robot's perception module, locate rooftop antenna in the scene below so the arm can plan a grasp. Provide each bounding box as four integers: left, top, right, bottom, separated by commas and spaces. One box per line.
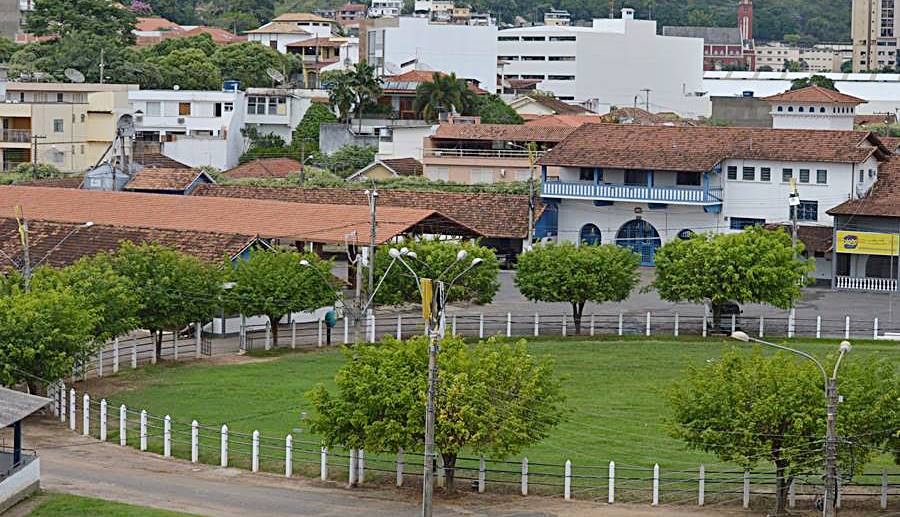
266, 67, 285, 87
64, 68, 85, 84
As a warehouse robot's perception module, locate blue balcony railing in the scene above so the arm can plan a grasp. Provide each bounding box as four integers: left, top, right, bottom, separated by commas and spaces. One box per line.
541, 181, 723, 205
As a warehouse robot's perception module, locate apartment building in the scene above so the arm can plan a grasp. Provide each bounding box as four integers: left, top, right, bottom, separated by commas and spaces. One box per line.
0, 83, 136, 173
244, 88, 328, 145
366, 16, 498, 93
246, 13, 334, 54
543, 9, 571, 26
497, 9, 706, 116
129, 89, 245, 170
369, 0, 402, 18
754, 42, 850, 72
852, 0, 900, 71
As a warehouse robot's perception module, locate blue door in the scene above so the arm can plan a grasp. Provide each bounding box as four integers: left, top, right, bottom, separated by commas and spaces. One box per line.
616, 219, 661, 266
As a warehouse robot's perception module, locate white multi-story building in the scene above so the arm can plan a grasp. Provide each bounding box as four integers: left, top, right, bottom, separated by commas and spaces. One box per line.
366, 16, 498, 93
244, 88, 329, 145
246, 13, 334, 54
369, 0, 402, 18
497, 8, 707, 117
763, 85, 864, 131
130, 89, 246, 171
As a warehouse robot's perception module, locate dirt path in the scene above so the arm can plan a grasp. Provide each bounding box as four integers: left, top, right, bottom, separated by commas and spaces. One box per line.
17, 418, 882, 517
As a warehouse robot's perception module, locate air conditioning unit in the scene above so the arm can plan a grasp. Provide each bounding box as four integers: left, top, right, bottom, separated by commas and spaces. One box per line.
177, 117, 186, 124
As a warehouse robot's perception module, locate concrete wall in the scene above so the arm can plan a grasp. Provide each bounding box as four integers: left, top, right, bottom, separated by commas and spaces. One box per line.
319, 123, 379, 154
376, 125, 433, 160
0, 455, 39, 515
710, 96, 772, 127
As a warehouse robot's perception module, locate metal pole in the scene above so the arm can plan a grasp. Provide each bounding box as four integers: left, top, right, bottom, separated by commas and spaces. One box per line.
422, 318, 437, 517
20, 218, 30, 291
368, 189, 378, 302
824, 377, 838, 517
525, 142, 536, 251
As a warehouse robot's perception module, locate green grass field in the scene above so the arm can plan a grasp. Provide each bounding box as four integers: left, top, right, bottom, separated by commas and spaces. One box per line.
27, 493, 198, 517
93, 337, 898, 500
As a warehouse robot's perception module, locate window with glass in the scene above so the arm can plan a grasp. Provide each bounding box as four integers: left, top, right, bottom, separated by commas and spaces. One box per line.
677, 229, 695, 240
816, 169, 827, 184
676, 172, 700, 186
53, 119, 63, 133
730, 217, 765, 230
760, 167, 771, 182
727, 165, 737, 180
579, 168, 596, 181
268, 97, 286, 115
178, 102, 191, 116
742, 166, 755, 181
799, 169, 810, 183
248, 96, 266, 115
859, 169, 864, 183
790, 200, 818, 221
782, 168, 793, 182
624, 169, 649, 185
579, 224, 601, 245
145, 101, 161, 116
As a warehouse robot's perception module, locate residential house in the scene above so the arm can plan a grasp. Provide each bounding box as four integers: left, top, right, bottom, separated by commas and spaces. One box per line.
244, 87, 329, 145
524, 114, 604, 127
133, 17, 243, 47
246, 13, 334, 54
422, 123, 574, 183
366, 16, 498, 93
537, 123, 889, 272
348, 157, 423, 180
369, 0, 403, 18
497, 8, 706, 115
129, 89, 246, 170
286, 36, 345, 87
0, 388, 49, 513
0, 82, 137, 173
337, 3, 366, 26
222, 157, 303, 179
124, 168, 215, 195
506, 93, 591, 119
762, 85, 865, 131
379, 69, 486, 119
543, 9, 571, 26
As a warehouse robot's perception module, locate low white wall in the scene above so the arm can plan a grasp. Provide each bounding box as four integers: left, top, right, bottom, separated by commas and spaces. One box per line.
0, 457, 40, 514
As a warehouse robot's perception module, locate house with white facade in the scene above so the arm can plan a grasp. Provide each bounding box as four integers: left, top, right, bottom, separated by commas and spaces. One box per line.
130, 89, 246, 171
244, 88, 329, 145
366, 16, 498, 93
246, 13, 334, 54
369, 0, 403, 18
537, 123, 890, 273
497, 8, 706, 116
762, 85, 864, 131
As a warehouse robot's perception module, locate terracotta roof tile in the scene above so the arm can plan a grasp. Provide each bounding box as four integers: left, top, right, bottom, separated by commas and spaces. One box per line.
762, 86, 866, 104
135, 153, 191, 169
829, 156, 900, 218
136, 17, 183, 32
0, 186, 479, 244
17, 177, 84, 189
766, 224, 833, 253
223, 158, 303, 179
273, 12, 335, 23
191, 185, 540, 239
433, 123, 576, 143
0, 218, 257, 268
125, 168, 207, 192
246, 22, 312, 35
381, 158, 423, 176
181, 26, 244, 44
524, 115, 605, 128
286, 37, 343, 48
539, 123, 888, 172
526, 95, 590, 115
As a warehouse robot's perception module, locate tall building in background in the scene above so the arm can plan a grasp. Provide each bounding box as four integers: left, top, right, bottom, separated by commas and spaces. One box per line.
738, 0, 753, 42
852, 0, 900, 71
0, 0, 19, 39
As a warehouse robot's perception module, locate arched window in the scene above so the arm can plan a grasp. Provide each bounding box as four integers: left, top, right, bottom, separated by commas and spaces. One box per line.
579, 224, 602, 246
798, 106, 804, 112
616, 219, 662, 266
788, 106, 794, 112
809, 106, 815, 113
677, 229, 695, 240
777, 106, 784, 112
820, 107, 826, 113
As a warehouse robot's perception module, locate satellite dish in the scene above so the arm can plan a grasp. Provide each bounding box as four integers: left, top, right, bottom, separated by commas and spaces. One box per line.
64, 68, 85, 83
383, 62, 401, 75
173, 84, 180, 91
266, 67, 285, 84
117, 114, 135, 138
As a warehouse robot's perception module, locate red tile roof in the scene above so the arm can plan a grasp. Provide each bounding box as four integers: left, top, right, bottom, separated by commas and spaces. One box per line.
135, 17, 183, 32
829, 156, 900, 218
125, 168, 208, 192
525, 95, 590, 115
286, 37, 343, 48
135, 152, 191, 169
432, 123, 576, 143
524, 115, 605, 128
762, 86, 866, 105
383, 70, 486, 94
380, 158, 423, 176
539, 124, 889, 172
17, 177, 84, 189
182, 26, 244, 44
191, 185, 540, 239
223, 158, 303, 180
0, 218, 259, 268
0, 186, 479, 244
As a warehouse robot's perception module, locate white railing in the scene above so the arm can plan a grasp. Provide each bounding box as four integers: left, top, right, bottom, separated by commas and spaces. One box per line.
835, 276, 897, 292
542, 181, 723, 204
424, 148, 544, 159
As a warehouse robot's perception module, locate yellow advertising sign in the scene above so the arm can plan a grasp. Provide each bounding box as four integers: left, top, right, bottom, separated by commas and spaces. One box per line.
836, 231, 900, 256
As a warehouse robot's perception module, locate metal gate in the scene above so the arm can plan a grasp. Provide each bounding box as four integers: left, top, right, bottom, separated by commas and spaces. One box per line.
201, 333, 213, 356
616, 219, 661, 266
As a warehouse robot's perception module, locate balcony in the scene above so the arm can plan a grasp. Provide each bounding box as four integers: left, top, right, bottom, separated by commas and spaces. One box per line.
424, 148, 545, 159
0, 129, 31, 144
541, 181, 723, 205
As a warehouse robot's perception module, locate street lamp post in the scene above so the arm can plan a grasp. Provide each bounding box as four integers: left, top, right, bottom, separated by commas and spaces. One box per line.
730, 331, 851, 517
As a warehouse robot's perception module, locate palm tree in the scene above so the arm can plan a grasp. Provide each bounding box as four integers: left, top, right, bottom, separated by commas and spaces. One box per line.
413, 72, 476, 122
347, 62, 382, 131
327, 73, 355, 123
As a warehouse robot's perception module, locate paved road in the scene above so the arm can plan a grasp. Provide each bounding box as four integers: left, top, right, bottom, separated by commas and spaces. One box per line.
20, 419, 762, 517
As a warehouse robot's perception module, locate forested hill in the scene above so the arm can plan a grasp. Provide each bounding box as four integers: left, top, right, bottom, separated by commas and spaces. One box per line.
146, 0, 851, 43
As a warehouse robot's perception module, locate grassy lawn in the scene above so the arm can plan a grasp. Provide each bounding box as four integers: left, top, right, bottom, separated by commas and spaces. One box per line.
97, 336, 898, 498
28, 493, 198, 517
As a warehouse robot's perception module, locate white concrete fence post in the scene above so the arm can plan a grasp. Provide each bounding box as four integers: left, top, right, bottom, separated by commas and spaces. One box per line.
251, 430, 260, 472
618, 312, 624, 336
608, 461, 615, 504
151, 334, 157, 364
816, 315, 822, 339
789, 478, 796, 508
478, 456, 486, 493
291, 320, 297, 349
195, 322, 202, 359
845, 315, 850, 339
881, 468, 888, 510
348, 448, 358, 486
702, 312, 708, 337
396, 449, 404, 487
451, 314, 457, 336
436, 455, 445, 488
98, 347, 103, 378
264, 321, 271, 351
674, 313, 679, 337
113, 338, 119, 374
220, 425, 228, 467
320, 447, 328, 481
730, 313, 736, 334
788, 308, 796, 338
69, 389, 76, 431
564, 460, 572, 501
317, 317, 323, 347
59, 383, 66, 423
368, 312, 375, 343
99, 399, 107, 441
119, 404, 127, 446
396, 315, 403, 339
163, 415, 171, 457
646, 311, 651, 336
506, 313, 512, 337
357, 449, 365, 484
479, 313, 484, 338
521, 457, 528, 496
698, 464, 705, 506
191, 420, 199, 463
590, 313, 595, 337
742, 469, 750, 509
836, 474, 842, 509
285, 435, 293, 477
874, 317, 879, 340
140, 410, 148, 451
82, 394, 90, 436
343, 316, 349, 344
534, 313, 540, 337
173, 332, 179, 360
652, 464, 659, 506
561, 314, 567, 336
759, 316, 764, 337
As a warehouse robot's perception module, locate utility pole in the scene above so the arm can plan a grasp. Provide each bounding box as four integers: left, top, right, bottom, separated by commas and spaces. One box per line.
789, 178, 799, 252
15, 206, 29, 292
824, 377, 838, 517
525, 142, 536, 251
367, 187, 377, 298
641, 88, 651, 112
30, 134, 45, 180
99, 48, 105, 84
421, 278, 439, 517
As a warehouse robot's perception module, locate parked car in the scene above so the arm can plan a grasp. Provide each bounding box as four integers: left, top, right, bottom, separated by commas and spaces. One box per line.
706, 302, 742, 334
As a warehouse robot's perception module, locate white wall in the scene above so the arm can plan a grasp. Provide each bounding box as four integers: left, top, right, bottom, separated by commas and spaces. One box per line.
0, 457, 39, 512
248, 33, 312, 54
498, 16, 706, 116
377, 125, 434, 160
369, 17, 498, 93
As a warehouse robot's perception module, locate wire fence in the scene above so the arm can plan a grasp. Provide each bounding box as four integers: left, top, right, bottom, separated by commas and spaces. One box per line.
47, 384, 900, 512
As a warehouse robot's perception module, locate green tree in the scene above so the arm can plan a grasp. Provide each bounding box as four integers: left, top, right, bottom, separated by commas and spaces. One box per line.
348, 62, 383, 127
24, 32, 149, 84
650, 227, 813, 329
0, 37, 17, 63
325, 71, 355, 123
26, 0, 137, 44
372, 240, 500, 306
668, 347, 899, 515
790, 74, 837, 91
0, 287, 97, 394
145, 33, 218, 58
316, 144, 376, 177
13, 162, 61, 178
306, 335, 565, 492
686, 9, 714, 26
151, 47, 222, 90
226, 250, 335, 347
515, 242, 640, 334
111, 242, 224, 358
783, 60, 803, 73
211, 41, 287, 88
413, 72, 476, 122
471, 94, 523, 124
293, 103, 337, 154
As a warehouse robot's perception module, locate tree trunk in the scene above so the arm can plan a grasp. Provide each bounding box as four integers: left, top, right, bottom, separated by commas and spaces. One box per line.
711, 303, 722, 332
571, 301, 585, 335
269, 315, 281, 347
774, 460, 790, 515
442, 453, 457, 494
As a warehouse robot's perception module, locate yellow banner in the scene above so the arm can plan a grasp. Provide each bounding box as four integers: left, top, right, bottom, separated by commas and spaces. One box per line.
836, 231, 900, 256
